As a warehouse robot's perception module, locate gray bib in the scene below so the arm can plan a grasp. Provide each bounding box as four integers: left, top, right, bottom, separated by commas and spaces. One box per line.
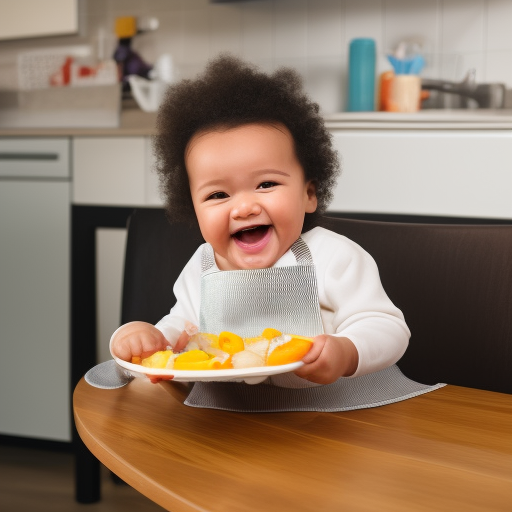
200, 238, 323, 334
186, 237, 445, 411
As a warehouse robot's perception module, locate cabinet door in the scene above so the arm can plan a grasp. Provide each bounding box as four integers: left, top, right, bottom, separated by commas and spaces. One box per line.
329, 130, 512, 219
73, 137, 147, 206
0, 180, 70, 441
73, 137, 164, 207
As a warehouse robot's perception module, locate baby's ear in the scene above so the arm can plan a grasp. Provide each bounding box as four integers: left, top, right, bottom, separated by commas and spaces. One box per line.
305, 181, 318, 213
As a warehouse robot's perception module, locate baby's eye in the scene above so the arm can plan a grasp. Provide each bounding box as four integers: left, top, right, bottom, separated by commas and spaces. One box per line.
257, 181, 278, 190
206, 191, 229, 200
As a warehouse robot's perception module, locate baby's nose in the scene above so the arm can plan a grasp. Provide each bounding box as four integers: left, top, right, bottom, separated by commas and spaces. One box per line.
231, 196, 261, 219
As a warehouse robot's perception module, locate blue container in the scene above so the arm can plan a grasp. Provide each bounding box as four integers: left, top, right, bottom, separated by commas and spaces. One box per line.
348, 38, 376, 111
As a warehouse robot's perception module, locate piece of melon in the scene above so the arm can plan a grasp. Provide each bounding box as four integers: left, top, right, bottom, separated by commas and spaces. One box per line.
231, 350, 266, 369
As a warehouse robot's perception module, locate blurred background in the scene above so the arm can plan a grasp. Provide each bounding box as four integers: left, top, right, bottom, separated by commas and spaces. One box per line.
1, 0, 512, 114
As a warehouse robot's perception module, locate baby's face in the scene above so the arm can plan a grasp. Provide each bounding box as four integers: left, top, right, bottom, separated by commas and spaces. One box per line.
186, 123, 317, 270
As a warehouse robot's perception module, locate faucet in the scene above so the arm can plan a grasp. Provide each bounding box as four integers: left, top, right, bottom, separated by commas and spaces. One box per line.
421, 70, 506, 109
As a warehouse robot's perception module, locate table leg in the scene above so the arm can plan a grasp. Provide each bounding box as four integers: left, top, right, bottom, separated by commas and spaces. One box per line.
71, 206, 134, 503
74, 434, 101, 503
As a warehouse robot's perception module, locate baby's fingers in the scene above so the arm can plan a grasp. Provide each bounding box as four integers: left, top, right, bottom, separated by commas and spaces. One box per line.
114, 334, 144, 361
148, 375, 174, 384
174, 330, 191, 353
300, 335, 326, 364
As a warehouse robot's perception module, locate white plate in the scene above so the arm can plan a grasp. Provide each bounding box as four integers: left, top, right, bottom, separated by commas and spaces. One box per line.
114, 356, 303, 384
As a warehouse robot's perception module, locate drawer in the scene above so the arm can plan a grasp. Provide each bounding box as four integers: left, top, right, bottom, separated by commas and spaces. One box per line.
0, 137, 70, 179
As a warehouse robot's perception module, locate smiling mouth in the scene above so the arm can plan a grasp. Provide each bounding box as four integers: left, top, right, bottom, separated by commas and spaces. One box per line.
232, 225, 271, 245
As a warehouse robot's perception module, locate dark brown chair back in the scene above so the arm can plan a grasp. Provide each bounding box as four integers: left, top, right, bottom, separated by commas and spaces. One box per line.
121, 208, 204, 326
121, 208, 512, 394
321, 216, 512, 394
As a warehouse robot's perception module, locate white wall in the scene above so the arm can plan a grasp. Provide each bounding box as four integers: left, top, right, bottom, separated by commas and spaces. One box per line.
1, 0, 512, 113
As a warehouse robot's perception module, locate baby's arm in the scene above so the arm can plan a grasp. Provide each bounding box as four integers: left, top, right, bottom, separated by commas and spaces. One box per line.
294, 335, 359, 384
295, 228, 410, 384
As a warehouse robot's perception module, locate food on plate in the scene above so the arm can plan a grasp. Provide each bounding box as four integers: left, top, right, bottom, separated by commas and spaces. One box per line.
173, 349, 223, 370
261, 327, 282, 340
218, 331, 245, 354
140, 350, 174, 369
266, 335, 314, 366
231, 348, 266, 369
134, 328, 313, 370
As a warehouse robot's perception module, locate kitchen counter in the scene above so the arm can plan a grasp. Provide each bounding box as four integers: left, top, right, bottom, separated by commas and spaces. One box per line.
2, 108, 512, 137
324, 109, 512, 130
0, 107, 158, 137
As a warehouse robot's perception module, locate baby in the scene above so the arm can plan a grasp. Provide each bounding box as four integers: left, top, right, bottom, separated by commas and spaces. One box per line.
111, 55, 410, 385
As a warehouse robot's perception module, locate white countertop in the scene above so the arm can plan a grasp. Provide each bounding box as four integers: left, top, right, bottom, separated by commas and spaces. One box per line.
324, 109, 512, 130
1, 108, 512, 137
0, 108, 158, 137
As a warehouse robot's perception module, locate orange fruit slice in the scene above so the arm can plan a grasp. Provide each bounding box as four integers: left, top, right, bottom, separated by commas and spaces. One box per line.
218, 355, 234, 369
174, 349, 222, 370
266, 336, 313, 366
173, 359, 222, 370
218, 331, 245, 354
261, 328, 282, 340
244, 335, 265, 345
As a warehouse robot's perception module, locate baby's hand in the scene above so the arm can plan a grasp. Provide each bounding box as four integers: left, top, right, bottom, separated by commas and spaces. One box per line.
111, 321, 170, 362
293, 335, 359, 385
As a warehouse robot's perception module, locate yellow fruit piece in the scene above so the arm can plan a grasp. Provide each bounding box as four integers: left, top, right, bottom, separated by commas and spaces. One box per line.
244, 335, 265, 345
173, 349, 221, 370
261, 328, 282, 340
218, 331, 245, 354
141, 350, 174, 369
174, 359, 222, 370
175, 349, 209, 362
218, 356, 233, 369
267, 336, 313, 366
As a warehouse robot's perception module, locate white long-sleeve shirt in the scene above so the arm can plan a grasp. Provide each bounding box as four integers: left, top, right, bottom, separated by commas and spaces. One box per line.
155, 227, 410, 378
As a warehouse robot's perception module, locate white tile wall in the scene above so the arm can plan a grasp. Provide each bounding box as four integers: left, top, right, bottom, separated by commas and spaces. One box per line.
487, 0, 512, 51
241, 3, 274, 62
210, 5, 244, 57
274, 0, 308, 60
345, 0, 384, 46
306, 0, 343, 58
1, 0, 511, 112
384, 0, 440, 59
441, 0, 486, 54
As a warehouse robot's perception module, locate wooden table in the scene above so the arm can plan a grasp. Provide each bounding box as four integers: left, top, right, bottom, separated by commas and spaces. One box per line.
73, 377, 512, 512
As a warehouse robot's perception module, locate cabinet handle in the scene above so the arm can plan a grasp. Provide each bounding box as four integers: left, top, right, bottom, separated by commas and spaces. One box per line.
0, 152, 59, 161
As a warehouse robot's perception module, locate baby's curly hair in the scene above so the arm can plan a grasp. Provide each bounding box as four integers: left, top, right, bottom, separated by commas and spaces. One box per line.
154, 54, 340, 231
